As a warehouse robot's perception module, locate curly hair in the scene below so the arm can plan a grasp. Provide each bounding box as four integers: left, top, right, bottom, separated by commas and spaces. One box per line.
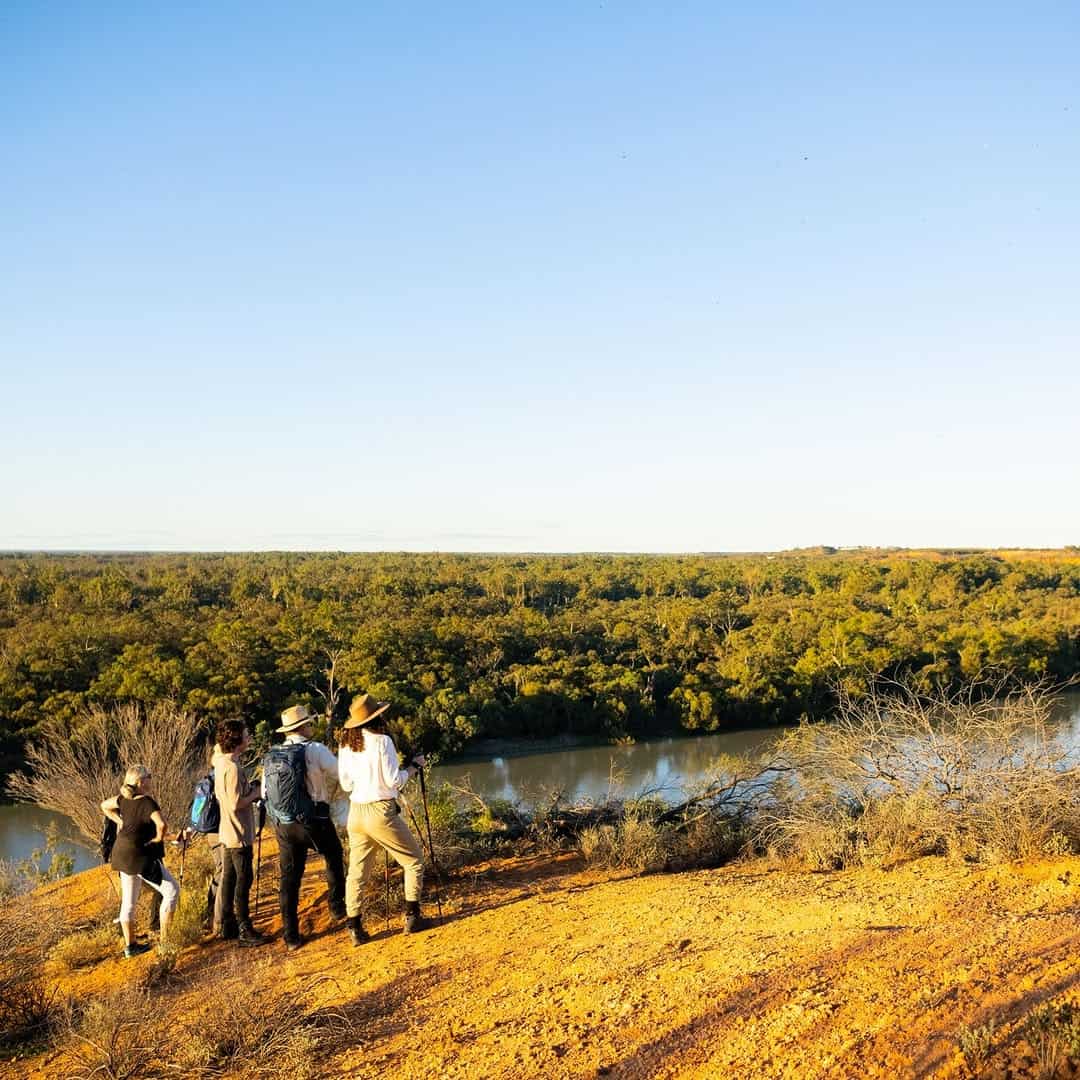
338, 725, 366, 752
215, 718, 248, 754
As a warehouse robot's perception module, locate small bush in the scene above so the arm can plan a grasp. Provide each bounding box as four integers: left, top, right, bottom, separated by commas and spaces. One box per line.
52, 924, 119, 971
0, 896, 63, 1047
469, 797, 519, 835
171, 960, 320, 1079
579, 811, 669, 872
58, 963, 342, 1079
1043, 830, 1075, 858
168, 844, 214, 950
1023, 1000, 1080, 1078
0, 858, 23, 900
62, 988, 172, 1080
957, 1018, 995, 1074
677, 814, 747, 870
138, 949, 181, 991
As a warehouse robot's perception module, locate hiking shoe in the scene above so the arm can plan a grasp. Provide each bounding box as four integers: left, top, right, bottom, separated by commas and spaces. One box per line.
403, 903, 432, 934
346, 917, 369, 947
283, 935, 303, 952
237, 924, 267, 947
123, 941, 152, 959
330, 905, 348, 923
215, 923, 239, 941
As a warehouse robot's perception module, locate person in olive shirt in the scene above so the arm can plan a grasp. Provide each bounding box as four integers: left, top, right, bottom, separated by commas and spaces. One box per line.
101, 765, 180, 957
211, 719, 266, 946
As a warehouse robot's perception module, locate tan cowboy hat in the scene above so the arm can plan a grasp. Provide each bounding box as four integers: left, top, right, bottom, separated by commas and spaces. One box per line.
343, 693, 391, 730
277, 704, 320, 733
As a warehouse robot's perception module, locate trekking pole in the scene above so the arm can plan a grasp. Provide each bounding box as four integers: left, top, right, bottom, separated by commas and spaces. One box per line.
400, 795, 441, 917
384, 851, 391, 932
416, 767, 443, 920
178, 832, 189, 893
254, 800, 265, 920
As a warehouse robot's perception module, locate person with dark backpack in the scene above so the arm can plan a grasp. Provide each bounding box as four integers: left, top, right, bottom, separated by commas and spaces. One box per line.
264, 705, 347, 950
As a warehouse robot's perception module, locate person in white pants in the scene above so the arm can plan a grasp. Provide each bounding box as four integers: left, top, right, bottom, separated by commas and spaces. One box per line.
101, 765, 179, 957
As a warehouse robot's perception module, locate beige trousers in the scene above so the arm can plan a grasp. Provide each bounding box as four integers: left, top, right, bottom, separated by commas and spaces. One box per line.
346, 799, 425, 917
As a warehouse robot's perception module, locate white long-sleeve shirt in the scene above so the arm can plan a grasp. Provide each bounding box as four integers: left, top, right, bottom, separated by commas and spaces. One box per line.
338, 732, 411, 803
283, 733, 341, 805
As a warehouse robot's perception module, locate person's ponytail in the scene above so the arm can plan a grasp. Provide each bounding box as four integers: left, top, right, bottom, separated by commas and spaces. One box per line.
120, 764, 150, 799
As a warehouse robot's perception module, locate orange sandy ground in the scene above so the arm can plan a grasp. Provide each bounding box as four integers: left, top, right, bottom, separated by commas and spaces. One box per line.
7, 836, 1080, 1079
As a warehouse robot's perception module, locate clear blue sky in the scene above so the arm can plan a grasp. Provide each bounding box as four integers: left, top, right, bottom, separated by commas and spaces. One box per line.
3, 2, 1077, 552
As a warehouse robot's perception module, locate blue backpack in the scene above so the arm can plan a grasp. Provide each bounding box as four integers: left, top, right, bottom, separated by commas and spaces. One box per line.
262, 743, 316, 826
189, 771, 221, 833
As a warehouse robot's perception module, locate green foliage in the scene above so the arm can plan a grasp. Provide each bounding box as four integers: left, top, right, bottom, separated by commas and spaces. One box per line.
956, 1018, 995, 1074
1023, 1000, 1080, 1077
1, 550, 1079, 778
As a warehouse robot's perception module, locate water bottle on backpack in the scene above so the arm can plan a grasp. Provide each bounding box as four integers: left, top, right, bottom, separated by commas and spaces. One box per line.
189, 770, 221, 833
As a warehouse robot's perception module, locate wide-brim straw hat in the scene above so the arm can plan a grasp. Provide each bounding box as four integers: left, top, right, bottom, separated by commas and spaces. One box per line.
277, 704, 320, 733
344, 693, 391, 730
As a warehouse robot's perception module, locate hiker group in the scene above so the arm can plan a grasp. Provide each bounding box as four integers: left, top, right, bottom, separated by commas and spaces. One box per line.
100, 694, 435, 958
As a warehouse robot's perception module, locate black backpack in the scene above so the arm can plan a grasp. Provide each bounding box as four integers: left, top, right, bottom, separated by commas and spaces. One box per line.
262, 743, 316, 826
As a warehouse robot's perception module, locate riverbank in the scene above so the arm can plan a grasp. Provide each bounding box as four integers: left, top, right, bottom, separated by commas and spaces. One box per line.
7, 835, 1080, 1077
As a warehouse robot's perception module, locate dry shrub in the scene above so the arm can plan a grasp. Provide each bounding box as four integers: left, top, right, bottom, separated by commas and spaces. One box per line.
138, 949, 182, 991
172, 959, 320, 1079
59, 961, 322, 1080
397, 779, 525, 870
52, 923, 120, 971
677, 813, 746, 869
0, 896, 64, 1046
759, 679, 1080, 869
0, 858, 24, 900
62, 988, 172, 1080
579, 809, 670, 872
168, 843, 214, 950
577, 756, 766, 873
7, 701, 208, 845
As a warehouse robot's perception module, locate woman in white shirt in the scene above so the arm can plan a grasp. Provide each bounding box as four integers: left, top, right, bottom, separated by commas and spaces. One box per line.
337, 694, 429, 944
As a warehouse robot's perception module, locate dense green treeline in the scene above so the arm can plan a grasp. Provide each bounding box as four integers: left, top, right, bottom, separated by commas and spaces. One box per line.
2, 550, 1080, 779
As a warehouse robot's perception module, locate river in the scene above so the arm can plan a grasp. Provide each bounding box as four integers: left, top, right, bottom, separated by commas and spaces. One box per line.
4, 689, 1080, 869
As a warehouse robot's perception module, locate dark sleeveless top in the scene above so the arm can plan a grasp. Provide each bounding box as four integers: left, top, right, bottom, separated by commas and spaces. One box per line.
110, 794, 165, 883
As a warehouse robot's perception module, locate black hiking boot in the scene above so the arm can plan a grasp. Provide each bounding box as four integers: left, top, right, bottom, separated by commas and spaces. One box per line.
123, 941, 152, 959
403, 901, 431, 935
346, 916, 369, 947
215, 921, 239, 941
236, 923, 266, 947
330, 904, 348, 923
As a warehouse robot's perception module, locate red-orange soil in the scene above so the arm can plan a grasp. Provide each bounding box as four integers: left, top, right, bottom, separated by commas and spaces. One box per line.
7, 837, 1080, 1078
